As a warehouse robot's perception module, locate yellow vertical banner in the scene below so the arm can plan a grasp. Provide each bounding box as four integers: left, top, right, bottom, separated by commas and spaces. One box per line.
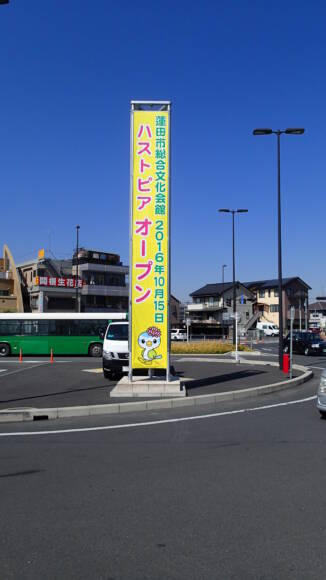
131, 109, 169, 369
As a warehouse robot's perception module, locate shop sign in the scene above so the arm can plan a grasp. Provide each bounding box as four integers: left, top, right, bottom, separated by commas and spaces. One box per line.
35, 276, 83, 288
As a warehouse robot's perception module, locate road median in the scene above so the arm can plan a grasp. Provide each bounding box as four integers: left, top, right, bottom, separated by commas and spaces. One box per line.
0, 360, 313, 423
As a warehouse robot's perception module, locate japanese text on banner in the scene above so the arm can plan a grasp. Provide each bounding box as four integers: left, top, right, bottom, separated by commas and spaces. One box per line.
131, 110, 169, 369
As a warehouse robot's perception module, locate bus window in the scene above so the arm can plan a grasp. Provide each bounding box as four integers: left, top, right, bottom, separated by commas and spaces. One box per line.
22, 320, 49, 336
79, 320, 97, 336
48, 320, 71, 336
0, 320, 22, 335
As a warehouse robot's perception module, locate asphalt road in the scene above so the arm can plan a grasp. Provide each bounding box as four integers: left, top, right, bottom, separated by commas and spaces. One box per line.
0, 354, 294, 409
252, 338, 326, 370
0, 369, 325, 580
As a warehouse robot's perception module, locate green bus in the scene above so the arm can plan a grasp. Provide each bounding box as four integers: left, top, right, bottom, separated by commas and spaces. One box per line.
0, 313, 127, 357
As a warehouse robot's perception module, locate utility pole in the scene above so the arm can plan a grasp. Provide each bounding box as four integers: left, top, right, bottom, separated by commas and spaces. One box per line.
75, 225, 80, 313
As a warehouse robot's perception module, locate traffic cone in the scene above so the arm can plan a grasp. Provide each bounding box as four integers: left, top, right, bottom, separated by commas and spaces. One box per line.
50, 348, 54, 363
19, 348, 23, 363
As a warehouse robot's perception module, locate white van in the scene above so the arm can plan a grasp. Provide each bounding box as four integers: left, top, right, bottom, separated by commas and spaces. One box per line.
102, 321, 129, 379
171, 328, 187, 341
256, 321, 279, 336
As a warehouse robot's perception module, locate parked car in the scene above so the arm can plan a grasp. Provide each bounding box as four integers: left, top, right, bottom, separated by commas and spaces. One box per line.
256, 321, 279, 336
102, 321, 129, 379
171, 329, 187, 341
284, 331, 326, 356
317, 368, 326, 417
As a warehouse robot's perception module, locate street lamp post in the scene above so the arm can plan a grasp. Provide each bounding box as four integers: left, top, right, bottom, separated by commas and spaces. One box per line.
75, 225, 80, 313
219, 209, 248, 345
253, 128, 305, 370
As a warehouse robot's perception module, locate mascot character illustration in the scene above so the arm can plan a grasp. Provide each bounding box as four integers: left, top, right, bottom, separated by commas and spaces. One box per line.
138, 326, 162, 365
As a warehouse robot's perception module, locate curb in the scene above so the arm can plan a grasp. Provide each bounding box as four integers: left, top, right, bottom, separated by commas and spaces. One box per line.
0, 361, 313, 423
172, 350, 261, 358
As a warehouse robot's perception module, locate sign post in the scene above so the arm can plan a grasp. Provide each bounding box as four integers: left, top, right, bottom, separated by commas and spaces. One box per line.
186, 318, 191, 343
230, 312, 240, 362
129, 101, 171, 383
290, 306, 295, 379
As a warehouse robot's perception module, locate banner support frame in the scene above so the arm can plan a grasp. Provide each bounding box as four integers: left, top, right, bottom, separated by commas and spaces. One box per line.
129, 100, 171, 382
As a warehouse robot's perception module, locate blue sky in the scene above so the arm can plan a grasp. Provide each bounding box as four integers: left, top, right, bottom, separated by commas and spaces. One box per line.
0, 0, 325, 301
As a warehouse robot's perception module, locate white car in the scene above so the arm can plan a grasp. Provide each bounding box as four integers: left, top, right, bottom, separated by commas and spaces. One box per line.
317, 368, 326, 418
171, 329, 187, 341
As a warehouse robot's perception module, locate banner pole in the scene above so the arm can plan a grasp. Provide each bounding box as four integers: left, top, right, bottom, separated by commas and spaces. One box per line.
166, 102, 171, 383
128, 102, 134, 383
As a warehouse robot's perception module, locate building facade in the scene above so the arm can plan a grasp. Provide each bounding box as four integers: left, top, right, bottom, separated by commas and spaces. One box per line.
17, 249, 128, 313
244, 277, 311, 330
0, 245, 24, 313
187, 282, 256, 336
309, 301, 326, 331
187, 276, 311, 336
72, 248, 128, 312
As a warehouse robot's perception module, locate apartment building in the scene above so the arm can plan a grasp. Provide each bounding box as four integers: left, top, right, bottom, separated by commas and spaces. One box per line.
187, 281, 256, 336
244, 277, 311, 330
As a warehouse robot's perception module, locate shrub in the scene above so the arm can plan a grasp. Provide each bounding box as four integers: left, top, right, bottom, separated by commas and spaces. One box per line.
171, 341, 251, 355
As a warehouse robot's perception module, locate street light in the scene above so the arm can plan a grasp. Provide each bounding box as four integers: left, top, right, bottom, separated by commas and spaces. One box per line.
218, 209, 248, 345
75, 225, 80, 313
253, 127, 305, 370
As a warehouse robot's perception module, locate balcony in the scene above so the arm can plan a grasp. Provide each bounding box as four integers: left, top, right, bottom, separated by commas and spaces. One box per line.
81, 284, 128, 297
190, 316, 222, 325
0, 271, 12, 280
187, 302, 222, 312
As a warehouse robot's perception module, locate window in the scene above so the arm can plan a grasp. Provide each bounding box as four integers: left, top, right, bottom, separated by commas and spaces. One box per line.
270, 305, 279, 313
226, 298, 231, 307
22, 320, 49, 335
69, 320, 81, 336
106, 324, 128, 341
274, 289, 279, 297
48, 320, 71, 336
79, 320, 106, 336
259, 290, 265, 298
0, 321, 21, 335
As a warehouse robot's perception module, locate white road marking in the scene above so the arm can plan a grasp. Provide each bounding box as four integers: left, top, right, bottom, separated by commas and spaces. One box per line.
83, 368, 103, 373
309, 365, 326, 370
0, 369, 6, 373
0, 395, 317, 438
